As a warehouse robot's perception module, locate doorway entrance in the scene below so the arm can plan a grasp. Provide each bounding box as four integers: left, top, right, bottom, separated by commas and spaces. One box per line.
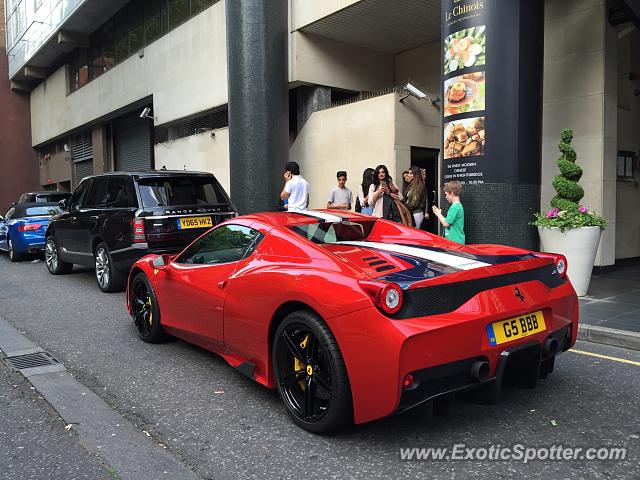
410, 147, 439, 234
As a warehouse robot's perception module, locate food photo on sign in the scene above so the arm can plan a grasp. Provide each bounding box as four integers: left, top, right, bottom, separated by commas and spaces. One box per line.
444, 71, 485, 116
443, 25, 486, 75
443, 117, 485, 159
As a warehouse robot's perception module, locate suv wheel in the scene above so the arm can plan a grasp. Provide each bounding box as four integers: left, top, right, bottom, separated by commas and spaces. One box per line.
95, 243, 125, 293
8, 238, 24, 262
45, 236, 73, 274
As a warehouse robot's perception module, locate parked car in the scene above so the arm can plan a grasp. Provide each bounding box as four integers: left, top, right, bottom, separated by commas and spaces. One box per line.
126, 210, 578, 434
45, 171, 236, 292
0, 202, 63, 262
15, 191, 71, 205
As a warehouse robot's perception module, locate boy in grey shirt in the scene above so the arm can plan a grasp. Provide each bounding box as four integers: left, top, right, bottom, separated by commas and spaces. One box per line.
327, 171, 353, 210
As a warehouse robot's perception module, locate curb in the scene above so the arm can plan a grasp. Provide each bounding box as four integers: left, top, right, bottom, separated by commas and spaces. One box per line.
0, 317, 200, 480
578, 324, 640, 351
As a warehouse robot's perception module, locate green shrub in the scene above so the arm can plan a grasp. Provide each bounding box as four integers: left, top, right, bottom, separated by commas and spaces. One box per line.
532, 128, 606, 231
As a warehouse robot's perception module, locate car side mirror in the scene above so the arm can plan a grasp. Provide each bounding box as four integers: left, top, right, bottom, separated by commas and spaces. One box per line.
0, 215, 3, 222
150, 254, 172, 270
58, 198, 69, 210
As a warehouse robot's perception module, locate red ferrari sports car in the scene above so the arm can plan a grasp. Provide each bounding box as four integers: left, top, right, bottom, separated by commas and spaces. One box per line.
126, 210, 578, 433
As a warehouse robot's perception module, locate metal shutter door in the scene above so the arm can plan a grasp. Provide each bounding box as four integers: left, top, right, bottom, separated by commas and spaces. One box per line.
114, 115, 152, 172
75, 159, 94, 181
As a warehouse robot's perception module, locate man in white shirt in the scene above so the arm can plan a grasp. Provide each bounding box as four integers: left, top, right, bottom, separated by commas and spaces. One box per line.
280, 161, 309, 212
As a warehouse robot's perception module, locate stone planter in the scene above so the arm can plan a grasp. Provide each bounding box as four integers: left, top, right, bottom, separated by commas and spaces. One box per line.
537, 226, 602, 296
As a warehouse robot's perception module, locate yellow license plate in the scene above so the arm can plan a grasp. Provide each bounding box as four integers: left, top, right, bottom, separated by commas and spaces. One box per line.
487, 310, 546, 346
177, 216, 213, 230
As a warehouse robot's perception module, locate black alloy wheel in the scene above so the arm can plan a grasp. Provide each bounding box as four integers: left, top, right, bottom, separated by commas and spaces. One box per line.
273, 310, 352, 434
45, 236, 73, 274
94, 243, 125, 293
130, 272, 167, 343
7, 238, 23, 262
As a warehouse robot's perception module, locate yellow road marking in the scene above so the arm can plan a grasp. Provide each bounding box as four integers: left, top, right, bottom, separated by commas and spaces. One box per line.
570, 349, 640, 366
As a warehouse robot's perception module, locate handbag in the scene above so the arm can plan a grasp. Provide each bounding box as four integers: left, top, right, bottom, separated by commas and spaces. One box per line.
394, 199, 415, 227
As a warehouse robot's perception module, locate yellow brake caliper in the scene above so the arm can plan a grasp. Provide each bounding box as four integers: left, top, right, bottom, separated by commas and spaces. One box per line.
146, 296, 153, 326
295, 334, 310, 390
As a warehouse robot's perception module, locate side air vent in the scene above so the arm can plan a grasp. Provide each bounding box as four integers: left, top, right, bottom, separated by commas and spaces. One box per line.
376, 265, 396, 272
362, 254, 397, 273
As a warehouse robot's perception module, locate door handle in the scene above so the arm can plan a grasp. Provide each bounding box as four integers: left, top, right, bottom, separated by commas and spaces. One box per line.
218, 280, 227, 289
89, 216, 99, 220
68, 217, 76, 221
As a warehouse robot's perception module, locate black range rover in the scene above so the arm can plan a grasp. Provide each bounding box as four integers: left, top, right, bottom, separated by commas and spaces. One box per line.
45, 171, 237, 292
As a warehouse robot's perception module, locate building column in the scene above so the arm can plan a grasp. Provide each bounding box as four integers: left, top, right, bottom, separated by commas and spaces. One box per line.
226, 0, 289, 214
542, 1, 617, 266
441, 0, 544, 250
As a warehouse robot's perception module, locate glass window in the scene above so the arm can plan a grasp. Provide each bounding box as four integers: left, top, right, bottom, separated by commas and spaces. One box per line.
191, 0, 213, 15
90, 32, 104, 80
103, 21, 115, 71
83, 177, 109, 209
137, 176, 230, 207
129, 3, 144, 52
105, 177, 138, 208
144, 0, 162, 44
290, 221, 375, 244
78, 51, 90, 88
24, 206, 63, 217
168, 0, 189, 29
69, 179, 92, 211
161, 0, 169, 34
114, 11, 131, 63
175, 225, 262, 265
35, 193, 70, 203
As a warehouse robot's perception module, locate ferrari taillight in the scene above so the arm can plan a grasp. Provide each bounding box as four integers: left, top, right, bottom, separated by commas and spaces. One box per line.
359, 281, 404, 315
555, 255, 567, 278
18, 223, 42, 232
132, 218, 146, 243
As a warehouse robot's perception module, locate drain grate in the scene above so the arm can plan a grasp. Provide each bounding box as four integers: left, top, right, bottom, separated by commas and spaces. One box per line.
3, 352, 59, 371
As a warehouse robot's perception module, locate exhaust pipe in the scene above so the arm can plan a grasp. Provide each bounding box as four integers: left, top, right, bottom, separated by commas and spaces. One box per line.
469, 360, 489, 382
543, 337, 559, 357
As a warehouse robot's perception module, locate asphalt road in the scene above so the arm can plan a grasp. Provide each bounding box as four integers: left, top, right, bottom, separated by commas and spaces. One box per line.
0, 254, 638, 479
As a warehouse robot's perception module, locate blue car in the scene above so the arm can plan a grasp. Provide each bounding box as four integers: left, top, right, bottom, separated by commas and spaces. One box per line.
0, 202, 63, 262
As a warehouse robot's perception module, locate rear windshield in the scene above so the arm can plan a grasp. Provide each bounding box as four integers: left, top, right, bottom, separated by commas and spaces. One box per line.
24, 206, 62, 217
36, 194, 69, 203
290, 221, 375, 244
137, 176, 230, 208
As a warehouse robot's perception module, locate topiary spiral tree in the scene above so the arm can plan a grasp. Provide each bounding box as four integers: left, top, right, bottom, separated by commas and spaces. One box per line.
550, 129, 584, 211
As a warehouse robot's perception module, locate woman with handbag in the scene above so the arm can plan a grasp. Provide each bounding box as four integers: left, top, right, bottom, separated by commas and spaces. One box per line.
367, 165, 404, 222
404, 166, 427, 227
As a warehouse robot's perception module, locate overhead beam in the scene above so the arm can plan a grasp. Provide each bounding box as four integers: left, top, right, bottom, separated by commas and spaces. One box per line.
57, 30, 90, 48
10, 81, 32, 93
611, 0, 640, 29
23, 66, 47, 80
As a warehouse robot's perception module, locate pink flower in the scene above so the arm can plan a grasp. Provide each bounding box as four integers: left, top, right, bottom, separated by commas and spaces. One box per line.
546, 208, 559, 218
578, 206, 587, 213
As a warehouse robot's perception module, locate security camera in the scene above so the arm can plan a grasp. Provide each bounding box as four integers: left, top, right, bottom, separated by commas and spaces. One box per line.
140, 107, 152, 119
405, 83, 427, 99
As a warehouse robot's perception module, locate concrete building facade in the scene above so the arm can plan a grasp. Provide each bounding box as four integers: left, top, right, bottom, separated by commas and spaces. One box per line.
0, 0, 38, 211
3, 0, 639, 264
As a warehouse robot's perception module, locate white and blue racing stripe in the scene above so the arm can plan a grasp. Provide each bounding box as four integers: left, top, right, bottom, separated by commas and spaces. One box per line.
335, 241, 491, 271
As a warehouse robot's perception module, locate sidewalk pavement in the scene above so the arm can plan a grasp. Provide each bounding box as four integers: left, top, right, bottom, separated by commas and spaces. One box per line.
0, 363, 110, 480
577, 258, 640, 351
